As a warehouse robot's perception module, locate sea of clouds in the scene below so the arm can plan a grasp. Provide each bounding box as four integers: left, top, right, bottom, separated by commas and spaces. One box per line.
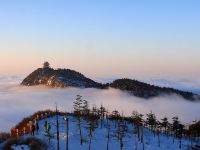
0, 76, 200, 132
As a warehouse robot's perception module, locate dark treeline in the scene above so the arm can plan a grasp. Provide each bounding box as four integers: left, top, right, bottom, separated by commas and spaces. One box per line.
110, 78, 199, 100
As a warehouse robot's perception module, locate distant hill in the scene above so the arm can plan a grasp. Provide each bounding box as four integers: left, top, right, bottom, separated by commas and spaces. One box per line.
110, 79, 200, 101
21, 62, 200, 101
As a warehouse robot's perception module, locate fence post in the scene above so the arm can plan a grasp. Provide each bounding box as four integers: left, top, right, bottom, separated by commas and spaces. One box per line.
16, 129, 19, 138
23, 127, 26, 134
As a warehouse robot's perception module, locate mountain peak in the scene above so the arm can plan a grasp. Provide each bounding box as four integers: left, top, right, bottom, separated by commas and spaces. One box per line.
21, 64, 200, 101
21, 65, 103, 88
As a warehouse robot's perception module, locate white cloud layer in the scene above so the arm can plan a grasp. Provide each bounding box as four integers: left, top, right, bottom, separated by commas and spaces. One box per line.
0, 76, 200, 132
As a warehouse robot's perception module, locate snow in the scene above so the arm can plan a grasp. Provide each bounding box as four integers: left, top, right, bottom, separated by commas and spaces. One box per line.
16, 115, 198, 150
11, 144, 30, 150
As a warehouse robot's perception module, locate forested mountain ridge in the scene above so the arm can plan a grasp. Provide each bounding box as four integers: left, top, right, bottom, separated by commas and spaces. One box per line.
110, 79, 199, 101
21, 62, 200, 101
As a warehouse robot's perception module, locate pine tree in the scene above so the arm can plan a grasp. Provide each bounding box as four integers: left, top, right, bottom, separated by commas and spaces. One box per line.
172, 116, 180, 138
82, 100, 90, 116
156, 120, 162, 147
146, 111, 156, 130
73, 95, 84, 145
131, 111, 143, 141
161, 116, 169, 134
146, 111, 156, 137
99, 104, 106, 128
178, 123, 184, 149
111, 110, 120, 128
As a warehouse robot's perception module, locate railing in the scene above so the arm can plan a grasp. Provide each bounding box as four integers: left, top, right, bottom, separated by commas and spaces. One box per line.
10, 110, 66, 138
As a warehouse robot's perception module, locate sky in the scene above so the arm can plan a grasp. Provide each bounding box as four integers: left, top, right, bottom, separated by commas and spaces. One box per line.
0, 0, 200, 81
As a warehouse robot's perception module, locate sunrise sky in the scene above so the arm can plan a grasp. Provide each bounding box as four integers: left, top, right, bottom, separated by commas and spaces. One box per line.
0, 0, 200, 80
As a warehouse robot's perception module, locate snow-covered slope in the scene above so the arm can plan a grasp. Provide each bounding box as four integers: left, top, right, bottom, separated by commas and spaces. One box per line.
12, 115, 197, 150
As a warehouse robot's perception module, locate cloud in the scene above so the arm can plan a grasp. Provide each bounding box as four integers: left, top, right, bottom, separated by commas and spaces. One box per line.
141, 78, 200, 95
0, 76, 200, 132
92, 76, 200, 94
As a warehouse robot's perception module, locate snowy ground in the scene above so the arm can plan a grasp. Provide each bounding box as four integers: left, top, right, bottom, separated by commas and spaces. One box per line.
12, 115, 197, 150
11, 144, 30, 150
